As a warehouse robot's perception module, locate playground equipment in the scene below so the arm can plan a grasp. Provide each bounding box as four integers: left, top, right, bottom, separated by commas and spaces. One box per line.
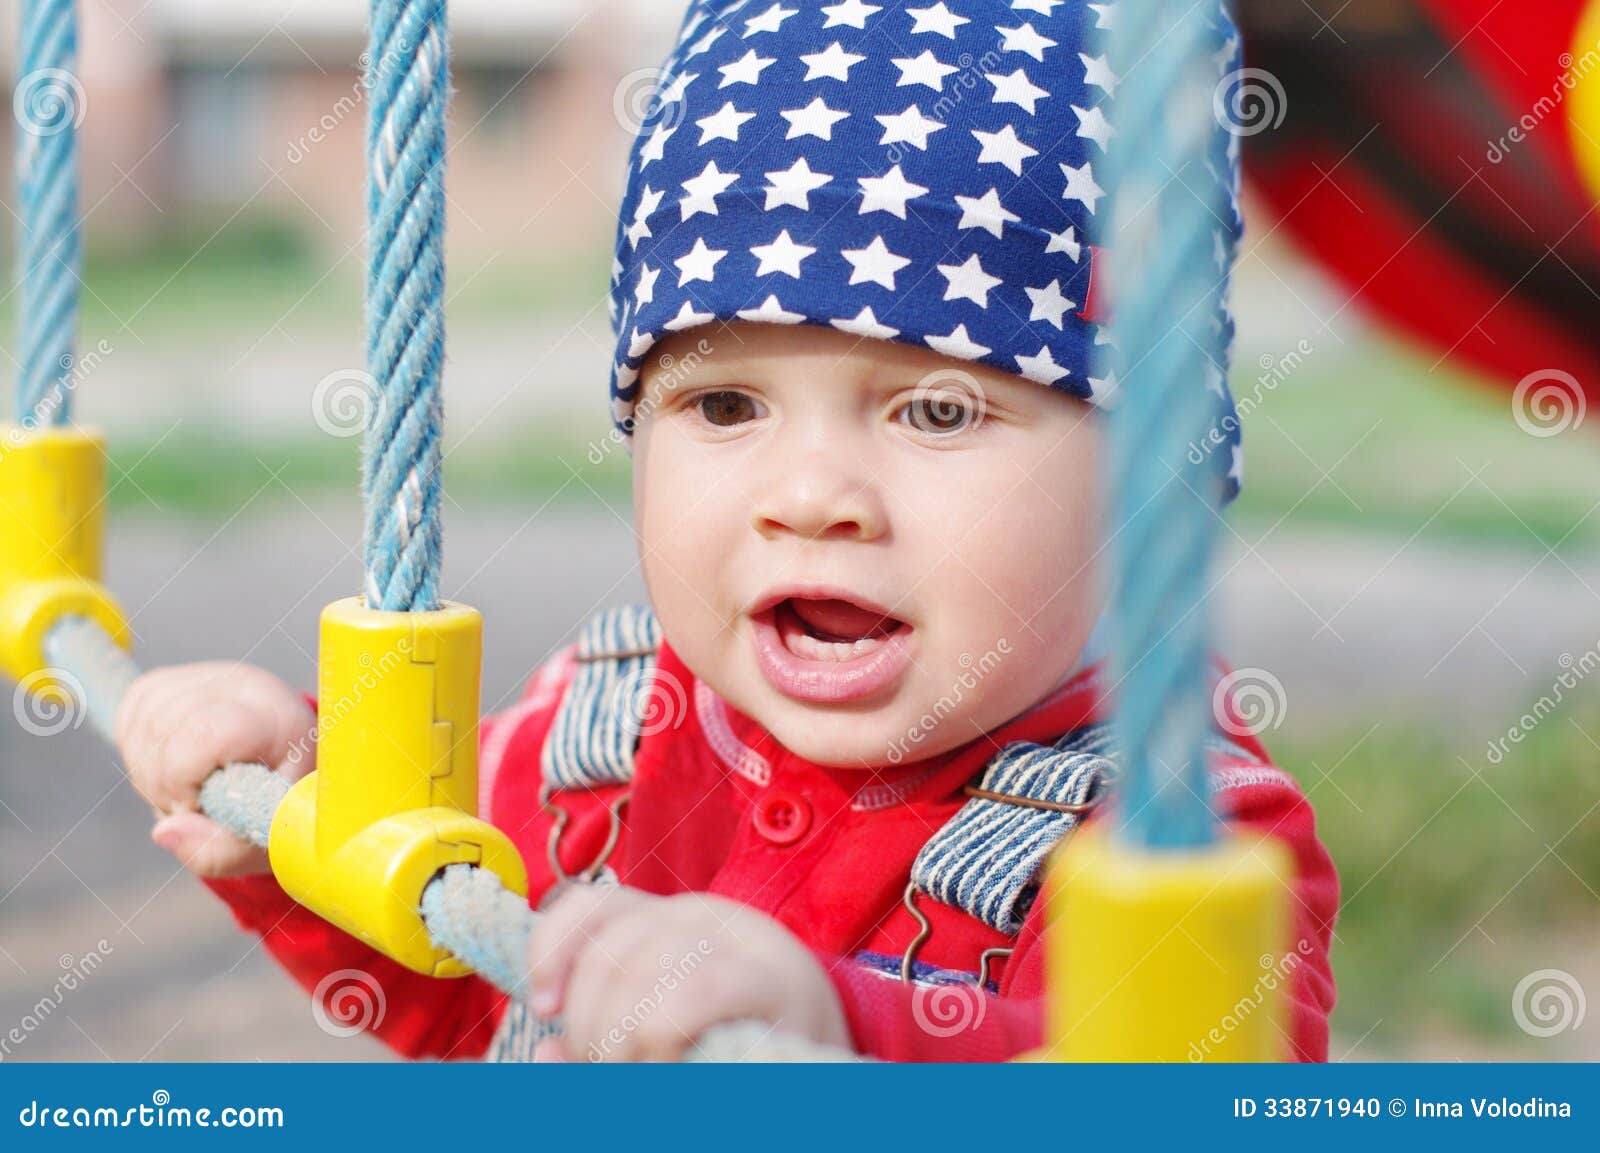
1242, 0, 1600, 414
3, 1, 1296, 1061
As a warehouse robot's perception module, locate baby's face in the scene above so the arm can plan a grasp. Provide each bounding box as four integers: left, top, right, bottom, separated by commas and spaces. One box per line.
631, 322, 1104, 769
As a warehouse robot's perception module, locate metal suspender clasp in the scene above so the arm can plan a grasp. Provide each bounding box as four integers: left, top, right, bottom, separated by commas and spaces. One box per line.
539, 782, 631, 885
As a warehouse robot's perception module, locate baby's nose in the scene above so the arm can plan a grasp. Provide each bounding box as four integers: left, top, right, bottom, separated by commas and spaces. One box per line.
751, 444, 888, 543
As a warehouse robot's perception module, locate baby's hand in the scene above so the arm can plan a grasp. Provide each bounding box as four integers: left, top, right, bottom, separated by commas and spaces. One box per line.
115, 663, 316, 878
528, 884, 850, 1062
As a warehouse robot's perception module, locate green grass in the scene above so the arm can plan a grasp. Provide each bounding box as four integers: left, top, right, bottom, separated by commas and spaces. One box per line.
1274, 690, 1600, 1054
1231, 342, 1600, 550
107, 427, 632, 516
4, 212, 610, 341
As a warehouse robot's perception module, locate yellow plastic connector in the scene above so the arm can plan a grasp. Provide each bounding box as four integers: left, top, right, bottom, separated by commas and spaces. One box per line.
268, 597, 528, 977
0, 425, 130, 688
1035, 823, 1293, 1062
1571, 1, 1600, 205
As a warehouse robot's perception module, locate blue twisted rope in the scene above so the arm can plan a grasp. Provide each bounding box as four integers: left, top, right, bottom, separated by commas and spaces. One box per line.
14, 0, 82, 427
1103, 2, 1239, 849
362, 1, 448, 612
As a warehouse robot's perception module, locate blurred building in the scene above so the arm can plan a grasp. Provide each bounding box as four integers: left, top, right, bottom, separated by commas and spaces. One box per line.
1, 0, 682, 260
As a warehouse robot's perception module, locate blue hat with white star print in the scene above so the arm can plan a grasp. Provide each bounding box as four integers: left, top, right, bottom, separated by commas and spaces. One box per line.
607, 0, 1246, 501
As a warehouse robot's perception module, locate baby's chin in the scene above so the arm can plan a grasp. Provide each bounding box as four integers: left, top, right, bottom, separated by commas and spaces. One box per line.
740, 693, 991, 771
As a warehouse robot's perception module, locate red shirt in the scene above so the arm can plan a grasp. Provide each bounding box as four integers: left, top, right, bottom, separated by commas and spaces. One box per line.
206, 636, 1339, 1062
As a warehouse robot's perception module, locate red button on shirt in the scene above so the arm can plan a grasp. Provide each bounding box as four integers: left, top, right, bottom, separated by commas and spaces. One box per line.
753, 789, 811, 846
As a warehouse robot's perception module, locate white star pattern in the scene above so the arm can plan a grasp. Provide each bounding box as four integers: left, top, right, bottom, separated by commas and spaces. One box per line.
1073, 104, 1114, 151
972, 124, 1038, 175
639, 121, 676, 168
1079, 52, 1118, 96
1024, 279, 1075, 328
680, 160, 740, 220
656, 71, 699, 105
751, 230, 817, 278
926, 324, 992, 360
907, 2, 969, 38
843, 236, 911, 290
1016, 345, 1069, 385
1011, 0, 1063, 14
801, 41, 866, 82
744, 4, 798, 36
938, 253, 1003, 307
1059, 161, 1105, 214
1044, 225, 1082, 261
1088, 2, 1116, 29
783, 96, 851, 140
665, 300, 715, 330
858, 164, 929, 219
628, 328, 656, 359
954, 188, 1020, 239
635, 263, 660, 306
821, 0, 880, 29
763, 157, 832, 210
1088, 368, 1119, 402
737, 294, 806, 323
987, 68, 1049, 114
719, 50, 776, 88
894, 50, 960, 91
832, 306, 900, 340
675, 237, 728, 285
696, 101, 756, 144
875, 104, 945, 150
685, 25, 726, 59
626, 185, 664, 248
998, 23, 1057, 61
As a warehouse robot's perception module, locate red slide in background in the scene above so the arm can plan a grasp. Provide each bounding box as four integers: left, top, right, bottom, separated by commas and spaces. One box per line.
1238, 0, 1600, 412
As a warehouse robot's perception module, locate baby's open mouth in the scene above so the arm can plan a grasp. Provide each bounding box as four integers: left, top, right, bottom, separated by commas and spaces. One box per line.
749, 594, 914, 704
772, 596, 907, 659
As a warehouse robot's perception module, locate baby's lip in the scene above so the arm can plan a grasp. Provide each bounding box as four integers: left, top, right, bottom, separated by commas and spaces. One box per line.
748, 583, 905, 624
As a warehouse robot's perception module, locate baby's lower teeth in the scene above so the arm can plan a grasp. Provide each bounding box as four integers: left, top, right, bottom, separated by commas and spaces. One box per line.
781, 614, 880, 660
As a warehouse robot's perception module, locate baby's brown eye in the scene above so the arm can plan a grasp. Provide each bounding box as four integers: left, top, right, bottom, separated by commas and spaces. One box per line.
900, 395, 976, 435
697, 391, 758, 427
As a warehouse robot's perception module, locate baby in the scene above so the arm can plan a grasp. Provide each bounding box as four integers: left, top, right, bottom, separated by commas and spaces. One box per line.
116, 0, 1337, 1061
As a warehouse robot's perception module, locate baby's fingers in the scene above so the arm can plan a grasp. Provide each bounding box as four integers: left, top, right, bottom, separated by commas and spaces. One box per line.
526, 884, 654, 1017
151, 810, 269, 878
147, 699, 291, 814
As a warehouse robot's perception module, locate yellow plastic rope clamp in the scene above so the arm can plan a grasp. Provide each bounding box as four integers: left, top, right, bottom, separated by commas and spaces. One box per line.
269, 597, 528, 977
1034, 823, 1293, 1062
1571, 0, 1600, 205
0, 425, 130, 688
